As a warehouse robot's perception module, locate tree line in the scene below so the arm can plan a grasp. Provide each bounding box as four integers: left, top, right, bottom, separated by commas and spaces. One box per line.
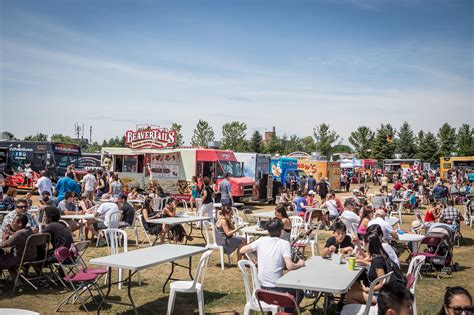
6, 121, 473, 164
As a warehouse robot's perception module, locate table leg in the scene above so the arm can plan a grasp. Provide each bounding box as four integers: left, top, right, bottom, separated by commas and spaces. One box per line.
97, 267, 112, 315
323, 293, 328, 315
127, 270, 138, 315
188, 256, 193, 279
163, 261, 175, 293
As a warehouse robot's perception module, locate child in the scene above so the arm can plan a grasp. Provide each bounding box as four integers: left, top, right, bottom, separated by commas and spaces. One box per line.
321, 222, 354, 257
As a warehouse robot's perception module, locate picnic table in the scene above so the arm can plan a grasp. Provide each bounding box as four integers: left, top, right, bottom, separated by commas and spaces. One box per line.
90, 244, 207, 314
146, 215, 212, 244
275, 256, 364, 315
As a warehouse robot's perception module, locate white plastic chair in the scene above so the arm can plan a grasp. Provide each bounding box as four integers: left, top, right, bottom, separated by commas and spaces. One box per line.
341, 271, 394, 315
238, 260, 278, 315
96, 210, 122, 247
289, 216, 303, 241
166, 250, 213, 315
120, 210, 139, 247
104, 229, 127, 289
202, 221, 226, 270
137, 214, 157, 246
309, 222, 322, 256
407, 255, 426, 315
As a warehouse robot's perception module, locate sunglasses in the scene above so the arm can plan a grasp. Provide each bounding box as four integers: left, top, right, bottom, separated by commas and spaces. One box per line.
448, 307, 474, 315
17, 205, 28, 210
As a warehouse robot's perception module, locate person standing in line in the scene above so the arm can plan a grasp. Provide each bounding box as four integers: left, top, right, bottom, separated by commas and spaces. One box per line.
199, 177, 214, 219
219, 172, 233, 206
82, 169, 97, 202
35, 170, 53, 196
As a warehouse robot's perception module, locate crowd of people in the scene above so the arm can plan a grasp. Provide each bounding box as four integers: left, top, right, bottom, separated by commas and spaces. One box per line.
0, 163, 472, 314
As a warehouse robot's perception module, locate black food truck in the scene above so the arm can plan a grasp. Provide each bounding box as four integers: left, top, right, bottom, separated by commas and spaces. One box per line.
0, 141, 85, 190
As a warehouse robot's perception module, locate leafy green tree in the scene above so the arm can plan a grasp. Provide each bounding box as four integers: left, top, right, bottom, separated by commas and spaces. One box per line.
2, 131, 16, 140
456, 124, 474, 156
265, 134, 282, 155
102, 136, 125, 147
191, 119, 215, 147
417, 132, 439, 164
221, 121, 248, 151
171, 123, 184, 147
249, 130, 264, 153
395, 121, 416, 158
332, 144, 353, 153
284, 135, 304, 155
51, 134, 75, 144
313, 123, 340, 158
437, 123, 457, 157
84, 141, 102, 153
348, 126, 374, 159
23, 133, 48, 141
301, 136, 316, 153
414, 130, 425, 159
371, 124, 396, 160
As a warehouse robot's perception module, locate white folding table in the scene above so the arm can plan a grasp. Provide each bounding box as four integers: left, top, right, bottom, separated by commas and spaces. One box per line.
146, 215, 212, 244
275, 256, 364, 314
397, 233, 426, 253
61, 214, 95, 241
240, 225, 269, 241
90, 244, 207, 314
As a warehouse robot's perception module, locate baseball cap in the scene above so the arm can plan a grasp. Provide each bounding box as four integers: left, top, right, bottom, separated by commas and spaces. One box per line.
308, 190, 315, 195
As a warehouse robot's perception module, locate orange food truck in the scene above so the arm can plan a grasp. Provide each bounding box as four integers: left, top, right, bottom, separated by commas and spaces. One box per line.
101, 126, 255, 202
296, 160, 341, 191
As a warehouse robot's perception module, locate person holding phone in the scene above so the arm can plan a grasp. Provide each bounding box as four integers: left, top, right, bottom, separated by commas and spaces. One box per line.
216, 205, 246, 260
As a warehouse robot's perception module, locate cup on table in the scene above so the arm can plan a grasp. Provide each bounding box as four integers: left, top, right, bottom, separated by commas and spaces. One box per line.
347, 257, 356, 270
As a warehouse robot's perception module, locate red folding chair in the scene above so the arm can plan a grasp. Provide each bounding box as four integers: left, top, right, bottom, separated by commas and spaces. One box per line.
54, 247, 102, 312
255, 289, 301, 315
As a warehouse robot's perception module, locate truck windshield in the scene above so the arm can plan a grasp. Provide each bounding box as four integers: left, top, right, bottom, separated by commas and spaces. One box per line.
217, 160, 244, 178
54, 154, 83, 168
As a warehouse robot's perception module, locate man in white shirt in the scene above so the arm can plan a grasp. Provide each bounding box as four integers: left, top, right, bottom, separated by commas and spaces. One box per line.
82, 169, 97, 202
320, 193, 339, 226
240, 218, 304, 308
35, 170, 53, 196
92, 200, 119, 239
368, 209, 398, 242
340, 198, 360, 232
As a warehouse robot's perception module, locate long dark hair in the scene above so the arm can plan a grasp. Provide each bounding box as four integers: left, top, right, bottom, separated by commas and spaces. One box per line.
144, 197, 154, 211
364, 232, 389, 260
274, 205, 289, 219
438, 286, 472, 315
359, 209, 372, 227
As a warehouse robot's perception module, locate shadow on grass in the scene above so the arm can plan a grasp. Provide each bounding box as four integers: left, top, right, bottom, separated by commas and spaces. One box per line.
117, 290, 228, 315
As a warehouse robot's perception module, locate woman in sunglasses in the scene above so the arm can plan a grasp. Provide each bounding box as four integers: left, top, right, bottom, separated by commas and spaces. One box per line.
439, 286, 473, 315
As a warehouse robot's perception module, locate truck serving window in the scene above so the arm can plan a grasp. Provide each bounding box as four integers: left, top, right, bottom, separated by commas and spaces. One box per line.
217, 160, 244, 178
55, 154, 83, 168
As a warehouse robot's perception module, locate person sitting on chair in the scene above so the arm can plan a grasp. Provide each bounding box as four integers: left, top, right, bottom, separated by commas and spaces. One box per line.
43, 206, 74, 263
321, 222, 354, 257
0, 214, 34, 281
160, 198, 193, 243
215, 206, 246, 260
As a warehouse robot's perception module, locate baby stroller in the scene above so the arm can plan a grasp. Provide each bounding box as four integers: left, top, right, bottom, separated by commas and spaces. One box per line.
411, 223, 457, 277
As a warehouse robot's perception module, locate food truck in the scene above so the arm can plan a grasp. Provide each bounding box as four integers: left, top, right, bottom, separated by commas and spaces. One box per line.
79, 153, 102, 171
383, 159, 422, 180
271, 156, 301, 186
0, 141, 85, 190
296, 160, 341, 191
101, 126, 255, 202
440, 156, 474, 180
234, 152, 273, 202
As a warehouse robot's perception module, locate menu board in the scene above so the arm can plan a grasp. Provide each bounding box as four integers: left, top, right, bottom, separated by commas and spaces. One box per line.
147, 152, 180, 179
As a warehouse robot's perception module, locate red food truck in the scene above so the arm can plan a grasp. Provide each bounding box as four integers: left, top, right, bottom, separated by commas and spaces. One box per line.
101, 126, 255, 201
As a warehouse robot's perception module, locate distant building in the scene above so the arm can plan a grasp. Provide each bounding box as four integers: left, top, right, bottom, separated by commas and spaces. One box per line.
263, 126, 276, 145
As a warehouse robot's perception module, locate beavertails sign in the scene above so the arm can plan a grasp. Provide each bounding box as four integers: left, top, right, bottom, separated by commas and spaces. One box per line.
125, 127, 177, 149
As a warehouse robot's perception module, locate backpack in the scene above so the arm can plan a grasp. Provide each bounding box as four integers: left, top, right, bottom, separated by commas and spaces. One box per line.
384, 256, 406, 286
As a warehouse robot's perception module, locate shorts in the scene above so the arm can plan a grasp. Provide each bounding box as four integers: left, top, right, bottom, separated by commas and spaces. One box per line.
192, 191, 199, 199
221, 199, 232, 206
93, 221, 107, 231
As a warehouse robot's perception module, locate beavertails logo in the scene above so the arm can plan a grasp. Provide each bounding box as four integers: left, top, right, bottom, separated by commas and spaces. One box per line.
125, 128, 177, 149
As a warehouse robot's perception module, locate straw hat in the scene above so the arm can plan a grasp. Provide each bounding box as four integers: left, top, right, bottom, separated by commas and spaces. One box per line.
375, 209, 386, 217
411, 220, 422, 230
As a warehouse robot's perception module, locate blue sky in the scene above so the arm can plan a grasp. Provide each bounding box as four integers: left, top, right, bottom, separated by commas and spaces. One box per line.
1, 0, 472, 145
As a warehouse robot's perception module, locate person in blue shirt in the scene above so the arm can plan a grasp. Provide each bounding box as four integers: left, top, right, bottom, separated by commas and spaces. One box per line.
293, 190, 309, 216
54, 172, 81, 201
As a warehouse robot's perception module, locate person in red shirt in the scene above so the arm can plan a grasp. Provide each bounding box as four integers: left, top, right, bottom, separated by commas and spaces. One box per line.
393, 180, 406, 191
332, 192, 345, 213
424, 203, 441, 225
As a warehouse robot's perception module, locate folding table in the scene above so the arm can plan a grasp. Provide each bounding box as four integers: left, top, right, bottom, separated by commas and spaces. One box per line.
90, 244, 207, 314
